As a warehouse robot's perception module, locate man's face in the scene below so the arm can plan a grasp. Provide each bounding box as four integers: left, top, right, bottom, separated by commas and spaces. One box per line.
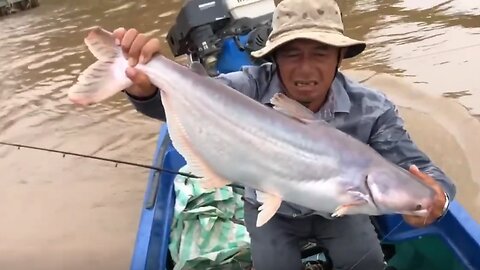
275, 39, 341, 112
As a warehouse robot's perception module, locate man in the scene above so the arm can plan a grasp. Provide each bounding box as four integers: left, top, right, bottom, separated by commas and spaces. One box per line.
113, 0, 456, 269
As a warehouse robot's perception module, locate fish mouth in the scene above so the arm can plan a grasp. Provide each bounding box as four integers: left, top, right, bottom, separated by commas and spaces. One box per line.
398, 208, 430, 217
406, 203, 433, 216
412, 209, 429, 216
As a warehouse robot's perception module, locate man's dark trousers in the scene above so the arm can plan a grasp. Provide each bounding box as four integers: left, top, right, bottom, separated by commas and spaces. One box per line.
243, 200, 387, 270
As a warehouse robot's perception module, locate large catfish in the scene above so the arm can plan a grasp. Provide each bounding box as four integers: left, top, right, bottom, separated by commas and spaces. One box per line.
68, 27, 435, 227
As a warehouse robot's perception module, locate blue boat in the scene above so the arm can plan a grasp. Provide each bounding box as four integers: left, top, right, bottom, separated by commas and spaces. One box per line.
129, 1, 480, 269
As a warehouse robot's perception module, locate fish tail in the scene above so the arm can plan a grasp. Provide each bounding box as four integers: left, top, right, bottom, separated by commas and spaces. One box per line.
68, 26, 131, 106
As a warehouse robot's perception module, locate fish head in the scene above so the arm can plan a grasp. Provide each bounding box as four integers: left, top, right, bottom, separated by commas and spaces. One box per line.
365, 167, 436, 216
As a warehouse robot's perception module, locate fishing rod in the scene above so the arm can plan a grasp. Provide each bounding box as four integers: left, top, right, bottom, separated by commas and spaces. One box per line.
348, 219, 405, 270
0, 141, 201, 179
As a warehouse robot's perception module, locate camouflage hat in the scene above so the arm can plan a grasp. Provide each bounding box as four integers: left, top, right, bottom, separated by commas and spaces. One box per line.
251, 0, 366, 59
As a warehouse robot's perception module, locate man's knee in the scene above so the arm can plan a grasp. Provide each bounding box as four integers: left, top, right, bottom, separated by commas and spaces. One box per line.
243, 201, 304, 270
327, 243, 386, 270
316, 215, 386, 270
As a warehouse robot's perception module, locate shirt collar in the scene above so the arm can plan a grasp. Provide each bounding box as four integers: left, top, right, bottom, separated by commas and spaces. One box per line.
329, 73, 351, 114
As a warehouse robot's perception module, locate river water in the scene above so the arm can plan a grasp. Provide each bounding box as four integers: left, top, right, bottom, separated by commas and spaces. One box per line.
0, 0, 479, 269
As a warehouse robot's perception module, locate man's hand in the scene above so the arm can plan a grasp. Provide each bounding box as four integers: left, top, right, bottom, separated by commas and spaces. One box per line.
402, 164, 448, 227
112, 27, 162, 98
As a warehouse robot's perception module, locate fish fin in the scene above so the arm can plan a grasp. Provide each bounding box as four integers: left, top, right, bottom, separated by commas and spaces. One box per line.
162, 95, 231, 190
180, 142, 231, 189
68, 27, 131, 105
270, 93, 322, 124
170, 126, 231, 190
198, 168, 231, 190
256, 191, 282, 227
189, 61, 209, 77
331, 193, 369, 218
84, 26, 118, 61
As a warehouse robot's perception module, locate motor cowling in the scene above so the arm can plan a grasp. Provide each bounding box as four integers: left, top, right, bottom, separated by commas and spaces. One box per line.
166, 0, 275, 76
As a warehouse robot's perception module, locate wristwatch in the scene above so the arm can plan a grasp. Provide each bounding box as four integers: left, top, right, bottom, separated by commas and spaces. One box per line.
437, 192, 450, 221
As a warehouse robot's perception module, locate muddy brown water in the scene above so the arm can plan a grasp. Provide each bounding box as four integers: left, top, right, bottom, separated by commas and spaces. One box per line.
0, 0, 479, 269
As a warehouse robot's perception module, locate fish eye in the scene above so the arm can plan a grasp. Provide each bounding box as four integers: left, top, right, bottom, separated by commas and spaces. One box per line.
415, 204, 423, 210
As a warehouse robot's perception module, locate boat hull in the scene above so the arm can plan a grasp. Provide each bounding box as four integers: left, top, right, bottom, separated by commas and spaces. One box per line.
130, 124, 480, 270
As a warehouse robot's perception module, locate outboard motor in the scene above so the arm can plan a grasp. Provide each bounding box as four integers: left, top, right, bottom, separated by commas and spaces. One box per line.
166, 0, 274, 76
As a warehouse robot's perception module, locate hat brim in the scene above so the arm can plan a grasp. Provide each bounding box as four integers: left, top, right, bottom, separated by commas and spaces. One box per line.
250, 29, 366, 59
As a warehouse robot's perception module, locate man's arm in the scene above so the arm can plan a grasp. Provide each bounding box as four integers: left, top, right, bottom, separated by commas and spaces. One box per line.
126, 67, 261, 121
368, 102, 456, 200
112, 27, 263, 122
126, 88, 166, 121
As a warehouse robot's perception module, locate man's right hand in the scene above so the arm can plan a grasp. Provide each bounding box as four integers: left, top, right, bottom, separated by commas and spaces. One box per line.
112, 27, 162, 98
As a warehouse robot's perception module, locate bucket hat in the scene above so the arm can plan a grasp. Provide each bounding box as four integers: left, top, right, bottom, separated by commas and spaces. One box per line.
251, 0, 366, 59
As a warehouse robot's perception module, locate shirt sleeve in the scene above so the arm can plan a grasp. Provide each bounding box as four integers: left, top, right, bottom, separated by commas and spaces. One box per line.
368, 101, 457, 200
126, 66, 261, 121
126, 89, 166, 121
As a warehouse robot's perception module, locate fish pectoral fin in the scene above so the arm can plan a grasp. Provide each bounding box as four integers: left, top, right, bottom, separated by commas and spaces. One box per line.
331, 199, 368, 218
270, 93, 325, 124
331, 190, 370, 217
256, 191, 282, 227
